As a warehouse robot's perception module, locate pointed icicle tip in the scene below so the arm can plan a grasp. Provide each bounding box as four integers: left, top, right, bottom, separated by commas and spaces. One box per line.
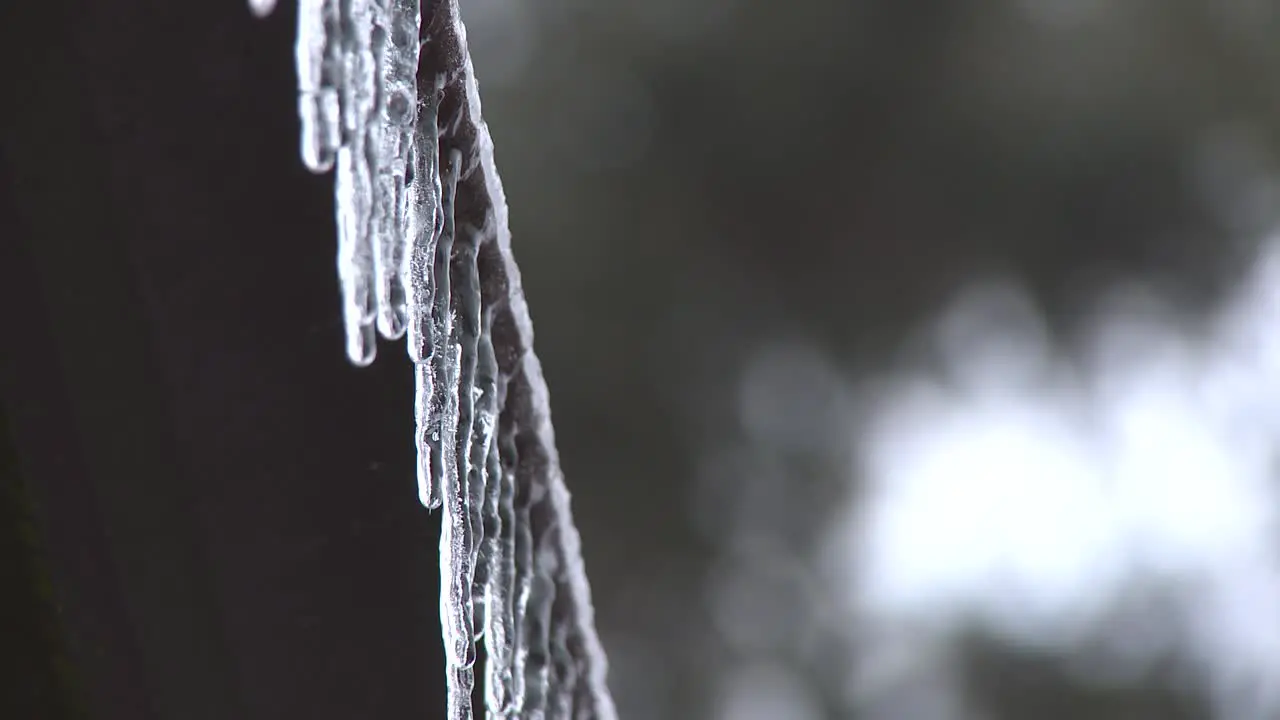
346, 323, 378, 367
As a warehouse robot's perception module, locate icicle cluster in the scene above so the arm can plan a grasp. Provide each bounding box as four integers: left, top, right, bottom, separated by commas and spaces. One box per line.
262, 1, 618, 717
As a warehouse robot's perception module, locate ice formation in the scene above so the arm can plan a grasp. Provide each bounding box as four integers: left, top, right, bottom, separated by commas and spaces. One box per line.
258, 1, 617, 717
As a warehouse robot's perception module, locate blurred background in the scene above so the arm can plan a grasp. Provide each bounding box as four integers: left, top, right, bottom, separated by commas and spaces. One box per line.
4, 1, 1280, 719
458, 1, 1280, 718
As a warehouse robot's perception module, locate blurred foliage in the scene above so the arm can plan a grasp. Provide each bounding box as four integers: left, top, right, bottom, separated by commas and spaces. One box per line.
959, 629, 1210, 720
463, 0, 1280, 716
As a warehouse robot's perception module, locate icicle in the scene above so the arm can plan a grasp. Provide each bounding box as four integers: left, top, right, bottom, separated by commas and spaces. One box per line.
334, 0, 380, 365
413, 362, 437, 508
436, 148, 477, 679
473, 305, 513, 717
295, 0, 342, 172
372, 0, 419, 339
448, 665, 475, 720
519, 535, 556, 718
471, 334, 500, 607
485, 397, 519, 716
334, 143, 378, 366
451, 217, 490, 670
404, 97, 440, 364
366, 2, 399, 341
268, 0, 622, 716
425, 145, 459, 514
508, 431, 535, 714
451, 220, 483, 561
546, 579, 579, 720
407, 93, 442, 509
438, 337, 472, 669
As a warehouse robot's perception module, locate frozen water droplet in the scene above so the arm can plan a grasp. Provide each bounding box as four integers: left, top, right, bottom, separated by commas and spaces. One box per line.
247, 0, 277, 19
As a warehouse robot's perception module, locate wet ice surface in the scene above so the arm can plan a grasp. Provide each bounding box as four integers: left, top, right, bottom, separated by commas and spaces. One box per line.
253, 1, 617, 717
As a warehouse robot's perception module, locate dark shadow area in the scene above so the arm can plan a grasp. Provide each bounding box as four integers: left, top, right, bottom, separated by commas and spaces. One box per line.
1, 1, 446, 718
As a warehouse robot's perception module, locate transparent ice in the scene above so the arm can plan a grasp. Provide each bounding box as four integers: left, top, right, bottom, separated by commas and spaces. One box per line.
254, 1, 617, 717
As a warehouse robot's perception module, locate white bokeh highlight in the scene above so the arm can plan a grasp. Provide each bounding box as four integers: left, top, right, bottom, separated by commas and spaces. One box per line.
824, 238, 1280, 719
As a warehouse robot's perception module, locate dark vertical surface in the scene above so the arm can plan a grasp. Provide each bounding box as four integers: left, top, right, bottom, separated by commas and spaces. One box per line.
0, 363, 91, 720
0, 1, 446, 718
